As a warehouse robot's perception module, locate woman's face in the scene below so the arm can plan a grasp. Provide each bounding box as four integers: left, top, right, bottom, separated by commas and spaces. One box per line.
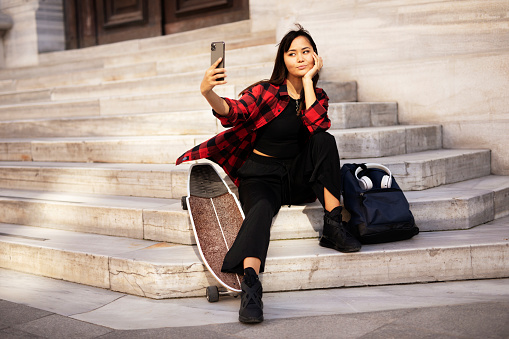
283, 36, 315, 80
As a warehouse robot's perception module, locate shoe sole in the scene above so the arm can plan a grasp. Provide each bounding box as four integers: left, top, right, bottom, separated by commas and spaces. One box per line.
319, 237, 361, 253
239, 315, 264, 323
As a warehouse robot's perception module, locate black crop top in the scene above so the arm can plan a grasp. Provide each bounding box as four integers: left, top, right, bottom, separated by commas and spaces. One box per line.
254, 98, 307, 158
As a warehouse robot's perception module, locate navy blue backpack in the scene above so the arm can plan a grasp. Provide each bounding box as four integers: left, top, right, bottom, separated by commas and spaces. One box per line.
340, 163, 419, 244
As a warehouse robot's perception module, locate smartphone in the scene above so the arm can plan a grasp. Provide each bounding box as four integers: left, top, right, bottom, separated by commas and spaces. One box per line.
211, 41, 225, 81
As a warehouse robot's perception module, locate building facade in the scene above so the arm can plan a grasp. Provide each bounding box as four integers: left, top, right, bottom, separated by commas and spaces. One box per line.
1, 0, 508, 174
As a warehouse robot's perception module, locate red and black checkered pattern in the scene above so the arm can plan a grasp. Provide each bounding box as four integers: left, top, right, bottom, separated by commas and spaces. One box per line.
176, 81, 330, 186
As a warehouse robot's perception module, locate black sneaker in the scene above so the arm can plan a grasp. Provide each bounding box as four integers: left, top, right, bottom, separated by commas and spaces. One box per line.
320, 206, 361, 252
239, 267, 263, 323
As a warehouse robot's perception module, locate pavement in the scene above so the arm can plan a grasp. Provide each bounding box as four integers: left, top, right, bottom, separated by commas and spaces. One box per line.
1, 269, 509, 338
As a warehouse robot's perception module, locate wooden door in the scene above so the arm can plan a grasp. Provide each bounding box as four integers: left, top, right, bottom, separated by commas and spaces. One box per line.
64, 0, 249, 49
64, 0, 162, 49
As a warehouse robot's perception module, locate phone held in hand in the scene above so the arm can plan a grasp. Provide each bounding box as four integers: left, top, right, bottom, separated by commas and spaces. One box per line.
211, 41, 225, 81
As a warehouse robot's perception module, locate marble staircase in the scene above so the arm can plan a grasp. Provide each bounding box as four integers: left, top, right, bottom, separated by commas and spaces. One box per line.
0, 20, 508, 299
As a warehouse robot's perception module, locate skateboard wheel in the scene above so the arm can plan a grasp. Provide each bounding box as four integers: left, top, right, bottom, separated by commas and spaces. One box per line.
206, 286, 219, 302
181, 196, 188, 210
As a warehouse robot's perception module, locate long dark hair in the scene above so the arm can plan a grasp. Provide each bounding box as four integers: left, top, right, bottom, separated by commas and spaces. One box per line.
240, 24, 320, 104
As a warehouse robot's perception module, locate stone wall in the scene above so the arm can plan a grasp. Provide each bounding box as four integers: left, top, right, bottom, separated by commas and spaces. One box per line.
251, 0, 509, 174
0, 12, 14, 68
0, 0, 40, 68
0, 0, 64, 68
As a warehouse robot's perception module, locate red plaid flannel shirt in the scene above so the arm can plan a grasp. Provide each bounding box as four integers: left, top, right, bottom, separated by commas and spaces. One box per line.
175, 81, 330, 186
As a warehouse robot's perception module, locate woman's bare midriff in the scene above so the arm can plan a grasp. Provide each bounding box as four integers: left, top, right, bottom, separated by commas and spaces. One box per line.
253, 149, 275, 158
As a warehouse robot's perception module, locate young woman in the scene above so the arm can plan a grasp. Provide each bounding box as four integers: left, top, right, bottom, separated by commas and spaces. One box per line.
176, 24, 361, 323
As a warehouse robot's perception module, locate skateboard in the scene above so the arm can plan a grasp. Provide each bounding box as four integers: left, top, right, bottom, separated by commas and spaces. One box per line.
182, 163, 244, 302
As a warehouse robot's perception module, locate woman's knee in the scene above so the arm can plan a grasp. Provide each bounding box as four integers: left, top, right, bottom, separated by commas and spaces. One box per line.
310, 131, 335, 145
310, 131, 338, 153
239, 180, 281, 215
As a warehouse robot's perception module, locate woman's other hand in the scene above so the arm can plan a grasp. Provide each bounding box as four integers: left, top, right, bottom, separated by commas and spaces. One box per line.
200, 57, 227, 95
303, 52, 323, 82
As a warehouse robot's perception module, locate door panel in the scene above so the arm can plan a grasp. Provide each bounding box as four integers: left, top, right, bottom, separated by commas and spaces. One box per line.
102, 0, 146, 28
164, 0, 249, 35
64, 0, 97, 49
95, 0, 162, 45
175, 0, 229, 15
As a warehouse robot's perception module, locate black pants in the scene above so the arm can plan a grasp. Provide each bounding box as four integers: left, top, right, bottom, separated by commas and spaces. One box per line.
221, 132, 342, 275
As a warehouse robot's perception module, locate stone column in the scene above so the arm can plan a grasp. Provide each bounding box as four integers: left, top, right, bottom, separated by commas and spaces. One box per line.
0, 12, 14, 68
0, 0, 40, 68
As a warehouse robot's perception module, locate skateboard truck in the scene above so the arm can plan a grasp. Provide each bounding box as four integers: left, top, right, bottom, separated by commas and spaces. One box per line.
206, 286, 239, 303
181, 196, 188, 210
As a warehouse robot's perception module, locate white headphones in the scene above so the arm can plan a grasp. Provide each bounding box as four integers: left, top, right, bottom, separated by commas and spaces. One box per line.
354, 163, 393, 190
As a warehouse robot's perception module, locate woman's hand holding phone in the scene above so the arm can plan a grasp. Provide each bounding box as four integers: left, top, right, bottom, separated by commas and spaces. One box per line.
200, 41, 229, 116
200, 57, 227, 95
200, 57, 229, 116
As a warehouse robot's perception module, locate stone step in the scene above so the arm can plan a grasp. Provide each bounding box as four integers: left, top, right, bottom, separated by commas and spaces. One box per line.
0, 59, 105, 82
0, 32, 276, 96
0, 63, 274, 105
36, 20, 258, 67
405, 175, 509, 230
0, 99, 101, 121
332, 124, 442, 158
0, 135, 208, 163
348, 148, 491, 191
0, 81, 357, 121
0, 20, 257, 80
0, 79, 15, 92
0, 175, 506, 244
0, 162, 184, 199
0, 189, 192, 244
0, 110, 219, 137
0, 218, 507, 299
319, 80, 358, 102
11, 62, 158, 93
51, 62, 272, 101
0, 102, 397, 138
0, 86, 238, 120
0, 188, 323, 245
0, 150, 490, 199
102, 31, 276, 70
5, 43, 277, 93
0, 89, 53, 106
437, 175, 509, 220
0, 125, 442, 163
